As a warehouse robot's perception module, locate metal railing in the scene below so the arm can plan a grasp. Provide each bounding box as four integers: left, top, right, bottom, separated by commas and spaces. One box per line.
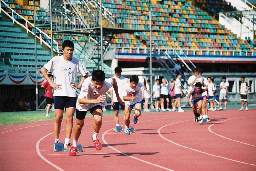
0, 0, 59, 53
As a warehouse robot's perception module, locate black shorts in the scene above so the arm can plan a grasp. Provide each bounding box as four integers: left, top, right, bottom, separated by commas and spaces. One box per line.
54, 96, 76, 110
76, 105, 103, 120
113, 102, 125, 111
160, 94, 169, 99
45, 97, 53, 104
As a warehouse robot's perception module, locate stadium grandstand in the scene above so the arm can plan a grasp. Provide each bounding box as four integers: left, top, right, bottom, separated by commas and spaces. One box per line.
0, 0, 256, 112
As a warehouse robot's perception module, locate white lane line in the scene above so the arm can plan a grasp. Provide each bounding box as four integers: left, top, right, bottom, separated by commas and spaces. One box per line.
102, 128, 173, 171
36, 132, 64, 171
1, 123, 51, 134
208, 117, 256, 147
158, 120, 256, 167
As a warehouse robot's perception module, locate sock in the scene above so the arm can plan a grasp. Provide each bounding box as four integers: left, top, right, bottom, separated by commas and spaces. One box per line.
65, 138, 70, 145
55, 139, 59, 143
93, 132, 98, 141
73, 139, 78, 147
116, 124, 119, 126
125, 125, 129, 129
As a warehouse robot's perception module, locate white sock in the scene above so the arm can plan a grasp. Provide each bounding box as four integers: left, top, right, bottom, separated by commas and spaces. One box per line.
55, 139, 59, 143
65, 138, 70, 145
93, 132, 98, 141
73, 139, 78, 147
125, 125, 129, 129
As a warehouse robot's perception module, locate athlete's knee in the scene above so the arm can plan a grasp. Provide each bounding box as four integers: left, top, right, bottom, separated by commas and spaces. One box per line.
135, 108, 141, 116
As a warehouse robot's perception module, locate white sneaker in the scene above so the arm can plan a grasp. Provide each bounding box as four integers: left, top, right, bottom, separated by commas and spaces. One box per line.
178, 108, 184, 112
218, 107, 223, 110
46, 114, 50, 118
245, 107, 248, 111
224, 107, 226, 110
167, 108, 172, 111
172, 108, 176, 112
239, 107, 244, 111
162, 109, 166, 112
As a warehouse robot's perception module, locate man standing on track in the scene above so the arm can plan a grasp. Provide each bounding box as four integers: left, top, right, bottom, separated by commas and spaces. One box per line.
219, 76, 229, 110
41, 40, 88, 150
110, 67, 126, 130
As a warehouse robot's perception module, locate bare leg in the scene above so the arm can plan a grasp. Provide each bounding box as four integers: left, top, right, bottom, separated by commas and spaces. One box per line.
224, 100, 227, 108
166, 98, 170, 109
73, 119, 84, 141
134, 103, 142, 117
46, 104, 51, 115
114, 110, 119, 125
245, 101, 248, 107
65, 107, 75, 138
160, 98, 164, 109
144, 98, 149, 110
219, 99, 223, 108
124, 104, 132, 128
241, 100, 244, 108
54, 109, 64, 139
92, 108, 103, 133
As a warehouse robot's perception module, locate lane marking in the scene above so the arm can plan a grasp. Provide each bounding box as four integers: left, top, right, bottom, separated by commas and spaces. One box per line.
36, 132, 64, 171
208, 117, 256, 147
102, 117, 176, 171
102, 128, 173, 171
158, 120, 256, 167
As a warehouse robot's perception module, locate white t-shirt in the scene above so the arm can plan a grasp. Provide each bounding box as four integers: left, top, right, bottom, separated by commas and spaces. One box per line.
240, 82, 249, 95
200, 76, 208, 96
153, 84, 161, 98
220, 81, 229, 94
110, 76, 128, 102
175, 78, 182, 94
76, 77, 113, 111
44, 55, 88, 97
144, 84, 151, 99
123, 82, 144, 105
208, 83, 216, 96
160, 83, 169, 95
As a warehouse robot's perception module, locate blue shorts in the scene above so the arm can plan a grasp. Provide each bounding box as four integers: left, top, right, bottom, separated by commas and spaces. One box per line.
191, 96, 204, 105
208, 96, 215, 102
128, 101, 143, 109
175, 94, 182, 99
54, 96, 76, 110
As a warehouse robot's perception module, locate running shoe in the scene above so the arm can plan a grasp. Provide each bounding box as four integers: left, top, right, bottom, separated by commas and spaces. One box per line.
125, 128, 131, 135
167, 108, 172, 111
218, 107, 223, 110
92, 139, 102, 150
207, 118, 210, 122
46, 114, 50, 118
69, 146, 78, 156
64, 143, 71, 151
134, 115, 138, 124
239, 107, 244, 111
245, 107, 248, 111
178, 108, 184, 112
162, 109, 166, 112
172, 108, 176, 112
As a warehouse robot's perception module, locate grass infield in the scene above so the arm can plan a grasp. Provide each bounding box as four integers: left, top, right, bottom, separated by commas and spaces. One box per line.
0, 110, 115, 125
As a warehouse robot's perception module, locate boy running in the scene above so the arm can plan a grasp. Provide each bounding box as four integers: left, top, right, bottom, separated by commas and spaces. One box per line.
110, 67, 126, 129
187, 82, 208, 123
239, 76, 250, 111
153, 79, 161, 111
219, 76, 229, 110
41, 40, 88, 150
70, 70, 122, 156
123, 75, 146, 135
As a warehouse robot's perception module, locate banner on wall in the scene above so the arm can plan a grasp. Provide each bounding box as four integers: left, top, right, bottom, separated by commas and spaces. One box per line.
0, 72, 46, 85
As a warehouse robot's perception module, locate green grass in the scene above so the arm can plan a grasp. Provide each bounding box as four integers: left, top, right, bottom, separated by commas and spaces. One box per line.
0, 110, 115, 125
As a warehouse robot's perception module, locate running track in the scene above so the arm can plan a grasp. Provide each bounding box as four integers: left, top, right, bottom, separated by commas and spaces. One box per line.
0, 109, 256, 171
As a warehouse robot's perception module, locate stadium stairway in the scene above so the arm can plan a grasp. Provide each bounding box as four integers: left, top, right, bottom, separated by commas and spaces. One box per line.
0, 12, 51, 72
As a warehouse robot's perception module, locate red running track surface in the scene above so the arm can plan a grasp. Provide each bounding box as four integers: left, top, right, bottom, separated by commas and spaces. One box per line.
0, 109, 256, 171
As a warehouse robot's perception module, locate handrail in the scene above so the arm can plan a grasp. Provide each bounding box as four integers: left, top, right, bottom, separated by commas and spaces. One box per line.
242, 0, 256, 10
0, 0, 59, 53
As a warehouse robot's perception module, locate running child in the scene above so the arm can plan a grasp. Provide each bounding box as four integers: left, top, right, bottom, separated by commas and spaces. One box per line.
153, 79, 161, 111
70, 70, 122, 156
187, 82, 208, 123
239, 76, 250, 111
123, 75, 146, 135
